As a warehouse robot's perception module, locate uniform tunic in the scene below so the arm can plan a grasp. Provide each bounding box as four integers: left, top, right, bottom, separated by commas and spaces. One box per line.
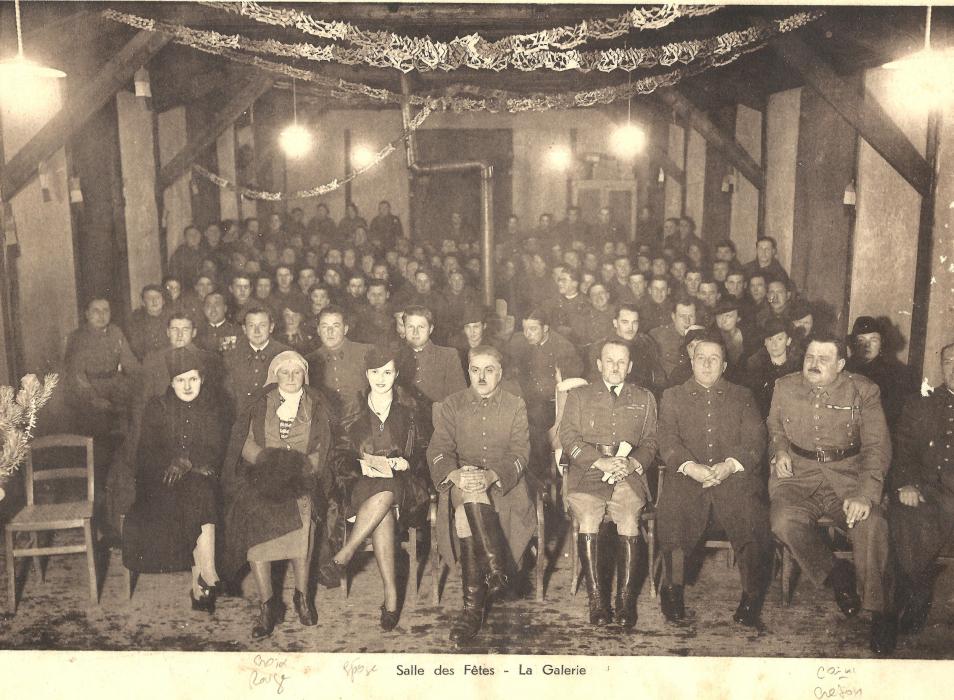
64, 324, 140, 430
767, 371, 893, 612
397, 341, 467, 405
127, 308, 171, 361
195, 319, 241, 354
559, 381, 657, 501
649, 323, 687, 385
890, 387, 954, 579
427, 387, 534, 564
222, 339, 290, 417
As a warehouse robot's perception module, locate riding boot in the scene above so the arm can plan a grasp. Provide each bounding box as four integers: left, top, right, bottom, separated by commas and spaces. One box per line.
464, 501, 511, 598
578, 533, 612, 625
615, 535, 641, 629
449, 537, 488, 644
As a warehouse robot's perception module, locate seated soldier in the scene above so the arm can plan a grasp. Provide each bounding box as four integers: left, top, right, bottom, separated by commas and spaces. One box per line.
657, 331, 770, 627
427, 346, 534, 644
560, 340, 658, 628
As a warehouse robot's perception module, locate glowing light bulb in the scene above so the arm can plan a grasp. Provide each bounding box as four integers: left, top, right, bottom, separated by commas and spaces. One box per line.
352, 145, 375, 169
0, 53, 66, 79
610, 123, 645, 160
546, 145, 573, 171
279, 123, 313, 158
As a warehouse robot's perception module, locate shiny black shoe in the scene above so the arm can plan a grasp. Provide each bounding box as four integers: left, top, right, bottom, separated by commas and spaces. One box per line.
828, 561, 860, 618
380, 604, 400, 632
870, 612, 898, 655
293, 589, 318, 626
318, 559, 344, 589
251, 596, 286, 639
660, 584, 686, 622
898, 585, 932, 635
732, 592, 761, 627
190, 575, 217, 614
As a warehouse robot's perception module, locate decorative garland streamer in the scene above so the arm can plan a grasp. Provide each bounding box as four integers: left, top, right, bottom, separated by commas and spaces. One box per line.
193, 103, 431, 200
105, 8, 818, 74
200, 1, 724, 68
103, 10, 822, 113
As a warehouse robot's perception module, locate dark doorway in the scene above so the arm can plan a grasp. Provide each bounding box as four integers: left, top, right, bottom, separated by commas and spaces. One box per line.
410, 129, 513, 244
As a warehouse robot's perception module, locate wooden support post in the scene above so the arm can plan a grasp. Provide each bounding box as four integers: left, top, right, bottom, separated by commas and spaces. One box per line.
0, 31, 169, 203
909, 109, 942, 381
656, 88, 764, 191
763, 29, 932, 197
158, 71, 274, 191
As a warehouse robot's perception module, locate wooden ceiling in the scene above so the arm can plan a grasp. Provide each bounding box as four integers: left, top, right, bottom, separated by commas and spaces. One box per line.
0, 2, 948, 117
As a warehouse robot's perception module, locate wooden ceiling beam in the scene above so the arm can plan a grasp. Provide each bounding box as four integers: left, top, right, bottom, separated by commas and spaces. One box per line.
762, 25, 932, 197
158, 69, 275, 190
0, 30, 170, 203
655, 87, 764, 190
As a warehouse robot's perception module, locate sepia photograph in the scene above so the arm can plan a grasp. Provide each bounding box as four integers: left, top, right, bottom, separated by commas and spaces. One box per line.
0, 0, 953, 695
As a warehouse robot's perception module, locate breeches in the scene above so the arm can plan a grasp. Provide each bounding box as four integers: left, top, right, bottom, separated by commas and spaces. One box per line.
567, 480, 645, 536
770, 480, 893, 613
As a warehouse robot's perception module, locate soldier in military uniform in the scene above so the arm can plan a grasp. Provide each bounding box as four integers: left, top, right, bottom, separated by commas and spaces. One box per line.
222, 304, 289, 419
768, 331, 897, 655
546, 267, 590, 347
586, 304, 665, 396
649, 294, 697, 385
397, 305, 467, 407
64, 298, 141, 436
427, 346, 534, 643
195, 292, 241, 355
127, 284, 170, 361
560, 340, 658, 628
656, 331, 770, 627
889, 342, 954, 634
305, 305, 371, 419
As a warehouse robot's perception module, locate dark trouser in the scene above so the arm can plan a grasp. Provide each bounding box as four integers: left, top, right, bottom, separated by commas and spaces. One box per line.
657, 472, 770, 595
771, 480, 894, 613
890, 490, 954, 584
526, 398, 555, 483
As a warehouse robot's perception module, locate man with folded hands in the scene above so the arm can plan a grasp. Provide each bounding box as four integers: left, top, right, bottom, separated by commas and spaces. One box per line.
768, 331, 897, 655
656, 331, 770, 628
559, 339, 658, 629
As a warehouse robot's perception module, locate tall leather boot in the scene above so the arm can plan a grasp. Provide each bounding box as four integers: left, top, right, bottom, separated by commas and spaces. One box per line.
449, 537, 488, 644
578, 533, 612, 625
464, 502, 511, 598
615, 535, 641, 629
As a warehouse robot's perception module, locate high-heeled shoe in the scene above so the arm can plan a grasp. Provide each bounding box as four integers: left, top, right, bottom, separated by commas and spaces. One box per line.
380, 604, 400, 632
190, 575, 217, 614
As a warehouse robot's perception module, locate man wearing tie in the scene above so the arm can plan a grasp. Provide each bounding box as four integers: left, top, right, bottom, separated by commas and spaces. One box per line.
222, 304, 289, 418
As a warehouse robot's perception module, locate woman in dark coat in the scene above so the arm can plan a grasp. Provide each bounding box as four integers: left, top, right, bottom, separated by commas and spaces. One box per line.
221, 351, 333, 638
122, 348, 226, 612
322, 346, 429, 629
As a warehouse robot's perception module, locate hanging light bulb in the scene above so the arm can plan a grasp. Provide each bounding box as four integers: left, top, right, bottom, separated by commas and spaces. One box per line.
0, 0, 67, 80
351, 144, 376, 169
610, 54, 645, 161
280, 79, 314, 158
546, 144, 573, 172
884, 6, 954, 110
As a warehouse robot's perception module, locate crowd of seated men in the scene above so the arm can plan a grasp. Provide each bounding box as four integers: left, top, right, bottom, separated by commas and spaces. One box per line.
57, 199, 949, 655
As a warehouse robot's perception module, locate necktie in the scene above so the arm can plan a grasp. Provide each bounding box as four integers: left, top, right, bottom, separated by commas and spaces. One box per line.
611, 385, 620, 397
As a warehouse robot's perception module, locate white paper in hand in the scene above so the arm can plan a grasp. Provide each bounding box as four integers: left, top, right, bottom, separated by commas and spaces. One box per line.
359, 454, 393, 479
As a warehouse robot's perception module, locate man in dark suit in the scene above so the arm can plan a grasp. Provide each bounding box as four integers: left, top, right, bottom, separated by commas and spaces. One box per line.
768, 331, 896, 654
560, 340, 658, 628
890, 342, 954, 634
656, 331, 770, 627
845, 316, 913, 430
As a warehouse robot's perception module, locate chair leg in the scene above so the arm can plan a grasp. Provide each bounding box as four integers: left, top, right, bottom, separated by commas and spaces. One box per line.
781, 546, 793, 606
536, 495, 545, 602
5, 527, 16, 613
409, 526, 419, 598
83, 520, 98, 604
645, 519, 657, 598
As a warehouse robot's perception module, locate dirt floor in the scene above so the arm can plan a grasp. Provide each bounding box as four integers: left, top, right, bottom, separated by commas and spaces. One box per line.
1, 524, 952, 659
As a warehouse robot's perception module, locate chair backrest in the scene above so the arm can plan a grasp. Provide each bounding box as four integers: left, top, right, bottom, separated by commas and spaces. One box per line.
24, 434, 95, 506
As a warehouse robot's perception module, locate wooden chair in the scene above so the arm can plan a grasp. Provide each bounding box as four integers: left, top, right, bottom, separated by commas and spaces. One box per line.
4, 435, 97, 612
340, 501, 428, 600
779, 515, 852, 605
428, 401, 547, 604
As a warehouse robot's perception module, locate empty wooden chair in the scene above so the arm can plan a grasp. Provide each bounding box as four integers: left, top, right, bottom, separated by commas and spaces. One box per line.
4, 435, 97, 612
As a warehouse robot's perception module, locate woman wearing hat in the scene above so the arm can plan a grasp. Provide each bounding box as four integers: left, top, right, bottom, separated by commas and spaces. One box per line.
322, 345, 430, 630
122, 348, 227, 612
221, 350, 334, 637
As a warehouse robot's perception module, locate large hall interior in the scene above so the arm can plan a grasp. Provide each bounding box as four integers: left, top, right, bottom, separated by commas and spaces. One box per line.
0, 1, 953, 661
